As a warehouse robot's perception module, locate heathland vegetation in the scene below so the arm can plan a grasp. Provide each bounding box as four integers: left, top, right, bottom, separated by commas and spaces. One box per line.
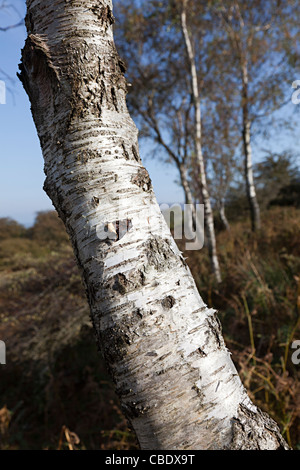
0, 202, 299, 449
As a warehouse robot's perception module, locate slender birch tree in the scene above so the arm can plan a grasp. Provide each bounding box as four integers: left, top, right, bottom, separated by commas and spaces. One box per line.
202, 100, 240, 233
180, 0, 221, 282
115, 0, 222, 281
212, 0, 300, 232
19, 0, 289, 450
114, 2, 198, 234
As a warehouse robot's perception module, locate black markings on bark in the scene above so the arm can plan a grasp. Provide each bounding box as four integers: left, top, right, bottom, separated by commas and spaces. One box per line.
197, 347, 207, 357
206, 314, 224, 349
158, 351, 172, 361
98, 57, 104, 76
131, 168, 152, 192
133, 308, 144, 319
118, 57, 127, 74
101, 324, 131, 365
188, 347, 207, 358
87, 279, 99, 305
90, 4, 115, 29
113, 273, 128, 295
99, 79, 107, 108
146, 351, 158, 357
145, 237, 178, 272
77, 149, 101, 163
99, 219, 133, 245
121, 142, 130, 160
161, 295, 176, 310
122, 401, 150, 420
91, 196, 100, 207
107, 269, 146, 296
24, 11, 34, 33
111, 86, 119, 112
132, 145, 140, 162
192, 384, 205, 403
96, 101, 102, 117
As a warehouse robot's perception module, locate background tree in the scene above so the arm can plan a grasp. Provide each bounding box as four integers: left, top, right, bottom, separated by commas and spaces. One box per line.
223, 151, 300, 220
211, 0, 300, 231
115, 0, 224, 282
255, 151, 300, 209
180, 0, 222, 281
199, 97, 241, 232
18, 0, 289, 450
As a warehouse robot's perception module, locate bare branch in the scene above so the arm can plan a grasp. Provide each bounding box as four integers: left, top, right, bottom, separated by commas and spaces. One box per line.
0, 18, 24, 32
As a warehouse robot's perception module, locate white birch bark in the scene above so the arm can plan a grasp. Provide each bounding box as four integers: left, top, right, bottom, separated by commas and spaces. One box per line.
180, 1, 222, 283
242, 59, 261, 232
219, 197, 231, 232
18, 0, 288, 450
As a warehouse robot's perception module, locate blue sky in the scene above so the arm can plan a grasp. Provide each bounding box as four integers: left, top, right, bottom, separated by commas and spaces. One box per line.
0, 1, 299, 227
0, 0, 183, 227
0, 0, 52, 226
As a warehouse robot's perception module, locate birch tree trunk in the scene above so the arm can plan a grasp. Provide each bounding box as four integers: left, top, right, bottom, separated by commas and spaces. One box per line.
178, 163, 193, 206
219, 198, 231, 232
145, 109, 197, 224
180, 1, 222, 283
19, 0, 288, 450
242, 60, 261, 232
177, 162, 199, 233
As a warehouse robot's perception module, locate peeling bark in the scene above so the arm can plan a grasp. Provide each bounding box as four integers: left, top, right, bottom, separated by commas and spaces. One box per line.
18, 0, 288, 450
230, 404, 289, 450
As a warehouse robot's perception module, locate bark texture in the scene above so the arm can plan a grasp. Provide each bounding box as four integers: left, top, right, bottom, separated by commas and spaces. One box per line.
19, 0, 288, 450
